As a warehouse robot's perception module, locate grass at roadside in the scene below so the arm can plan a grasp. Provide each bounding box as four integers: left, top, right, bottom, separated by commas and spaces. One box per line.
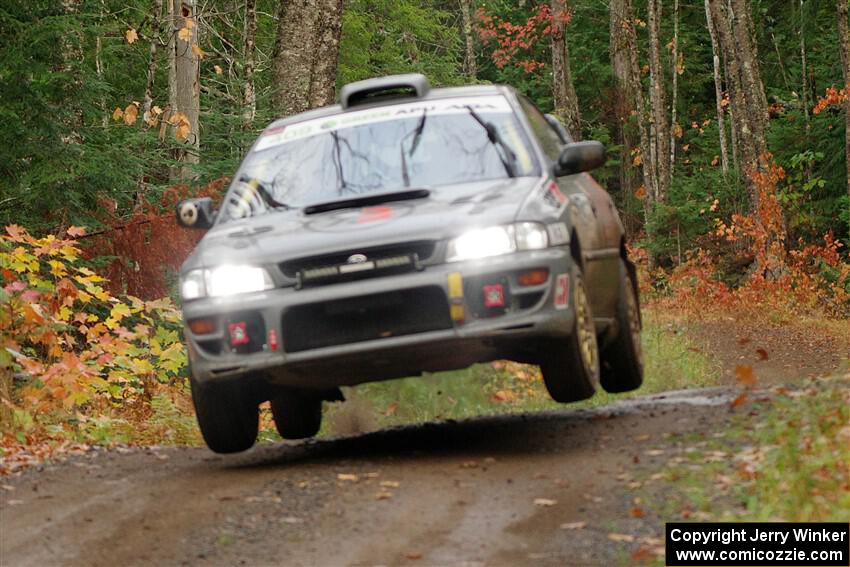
322, 310, 718, 436
637, 374, 849, 535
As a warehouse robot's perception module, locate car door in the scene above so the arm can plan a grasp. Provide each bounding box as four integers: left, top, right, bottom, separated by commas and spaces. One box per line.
517, 97, 620, 319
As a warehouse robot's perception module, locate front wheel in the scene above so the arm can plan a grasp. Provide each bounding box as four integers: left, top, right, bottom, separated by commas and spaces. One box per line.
190, 376, 259, 454
540, 265, 600, 403
600, 259, 644, 393
271, 390, 323, 440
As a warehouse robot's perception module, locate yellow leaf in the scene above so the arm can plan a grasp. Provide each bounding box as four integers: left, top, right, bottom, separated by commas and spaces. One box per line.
125, 28, 138, 44
57, 306, 72, 322
112, 107, 124, 121
48, 259, 67, 277
109, 302, 132, 322
213, 64, 223, 75
191, 44, 205, 59
178, 27, 193, 42
128, 358, 155, 375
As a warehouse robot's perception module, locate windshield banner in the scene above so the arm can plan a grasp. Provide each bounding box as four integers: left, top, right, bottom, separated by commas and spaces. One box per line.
254, 96, 513, 152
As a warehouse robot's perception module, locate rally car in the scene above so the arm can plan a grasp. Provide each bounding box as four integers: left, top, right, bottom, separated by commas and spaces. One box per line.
176, 74, 643, 453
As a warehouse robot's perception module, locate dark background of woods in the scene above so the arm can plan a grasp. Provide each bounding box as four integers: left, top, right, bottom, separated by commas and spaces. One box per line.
1, 0, 848, 292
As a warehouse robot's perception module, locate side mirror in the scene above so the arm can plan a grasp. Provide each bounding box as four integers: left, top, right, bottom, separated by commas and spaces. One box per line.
544, 113, 572, 144
555, 141, 606, 176
176, 198, 216, 229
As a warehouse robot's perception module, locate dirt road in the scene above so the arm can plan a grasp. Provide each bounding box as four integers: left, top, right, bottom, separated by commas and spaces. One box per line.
1, 388, 739, 567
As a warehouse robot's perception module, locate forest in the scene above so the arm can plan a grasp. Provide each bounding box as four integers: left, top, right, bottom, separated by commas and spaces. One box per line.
0, 0, 848, 530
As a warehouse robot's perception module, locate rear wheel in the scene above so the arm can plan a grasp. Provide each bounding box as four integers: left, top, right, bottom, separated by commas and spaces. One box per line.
271, 390, 323, 439
541, 265, 600, 403
190, 375, 259, 454
600, 259, 644, 393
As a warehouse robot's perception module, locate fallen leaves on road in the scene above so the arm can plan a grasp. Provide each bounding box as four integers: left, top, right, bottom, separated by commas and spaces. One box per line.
608, 533, 636, 543
630, 507, 646, 518
756, 348, 769, 360
380, 480, 400, 488
533, 498, 557, 507
375, 491, 393, 500
405, 551, 423, 560
730, 393, 748, 408
735, 364, 757, 387
337, 473, 359, 482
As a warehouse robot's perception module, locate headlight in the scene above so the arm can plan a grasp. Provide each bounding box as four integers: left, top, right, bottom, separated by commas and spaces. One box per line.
180, 266, 274, 300
446, 223, 548, 262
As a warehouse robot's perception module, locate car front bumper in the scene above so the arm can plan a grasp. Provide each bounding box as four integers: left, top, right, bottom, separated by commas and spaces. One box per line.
182, 248, 576, 388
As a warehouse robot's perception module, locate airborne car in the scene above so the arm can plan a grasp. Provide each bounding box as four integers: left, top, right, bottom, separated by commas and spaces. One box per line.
176, 74, 643, 453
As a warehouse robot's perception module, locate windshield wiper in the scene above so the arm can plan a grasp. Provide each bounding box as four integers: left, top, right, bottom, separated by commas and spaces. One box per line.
400, 109, 428, 188
237, 176, 292, 210
303, 188, 431, 215
465, 105, 518, 178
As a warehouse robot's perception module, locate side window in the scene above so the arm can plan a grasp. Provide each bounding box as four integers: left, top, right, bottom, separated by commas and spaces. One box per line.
518, 96, 563, 161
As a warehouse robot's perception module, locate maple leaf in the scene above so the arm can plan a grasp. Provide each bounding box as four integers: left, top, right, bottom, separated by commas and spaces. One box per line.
630, 507, 646, 518
191, 44, 205, 59
125, 28, 138, 44
112, 107, 124, 121
730, 393, 748, 408
756, 348, 769, 360
213, 64, 223, 75
66, 226, 86, 237
177, 27, 193, 42
634, 185, 648, 201
735, 364, 756, 387
123, 104, 139, 126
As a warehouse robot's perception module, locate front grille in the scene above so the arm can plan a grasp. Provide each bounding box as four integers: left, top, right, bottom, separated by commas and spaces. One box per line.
282, 286, 451, 353
279, 241, 436, 283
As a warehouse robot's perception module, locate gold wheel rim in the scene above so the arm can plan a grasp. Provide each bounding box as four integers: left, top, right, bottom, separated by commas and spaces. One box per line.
574, 280, 598, 376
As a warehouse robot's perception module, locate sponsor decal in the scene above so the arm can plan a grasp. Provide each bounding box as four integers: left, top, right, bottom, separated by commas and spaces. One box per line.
228, 321, 250, 346
357, 206, 394, 224
547, 222, 570, 245
482, 284, 506, 308
540, 181, 569, 214
254, 96, 513, 152
554, 273, 570, 310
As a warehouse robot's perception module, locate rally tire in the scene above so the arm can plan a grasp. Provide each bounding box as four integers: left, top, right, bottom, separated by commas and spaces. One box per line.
190, 375, 259, 454
271, 391, 323, 440
540, 265, 600, 403
600, 259, 644, 393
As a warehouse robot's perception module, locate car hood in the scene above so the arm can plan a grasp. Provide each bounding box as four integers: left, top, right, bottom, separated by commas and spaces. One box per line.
184, 176, 541, 271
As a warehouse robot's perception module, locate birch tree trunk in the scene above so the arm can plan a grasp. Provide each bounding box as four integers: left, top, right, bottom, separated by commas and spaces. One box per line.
704, 0, 729, 176
669, 0, 679, 178
242, 0, 257, 128
551, 0, 581, 140
837, 0, 850, 200
610, 0, 638, 232
460, 0, 477, 80
647, 0, 670, 203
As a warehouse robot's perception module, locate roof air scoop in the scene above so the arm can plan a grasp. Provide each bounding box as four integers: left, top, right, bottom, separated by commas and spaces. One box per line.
339, 74, 430, 110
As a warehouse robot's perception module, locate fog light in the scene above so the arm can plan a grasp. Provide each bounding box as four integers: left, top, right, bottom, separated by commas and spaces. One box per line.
188, 317, 216, 335
518, 269, 549, 287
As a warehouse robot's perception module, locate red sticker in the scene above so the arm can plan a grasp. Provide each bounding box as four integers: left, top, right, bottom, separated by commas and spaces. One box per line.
554, 274, 570, 310
357, 206, 394, 223
228, 322, 250, 345
482, 284, 505, 308
548, 181, 568, 205
267, 329, 279, 351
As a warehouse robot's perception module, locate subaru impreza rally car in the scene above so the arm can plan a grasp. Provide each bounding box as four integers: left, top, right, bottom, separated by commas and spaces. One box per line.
176, 74, 643, 453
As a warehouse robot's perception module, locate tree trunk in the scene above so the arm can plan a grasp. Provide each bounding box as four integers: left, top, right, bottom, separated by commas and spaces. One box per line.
550, 0, 581, 140
669, 0, 679, 179
610, 0, 638, 233
143, 0, 164, 128
308, 0, 344, 109
837, 0, 850, 201
170, 0, 200, 180
273, 0, 344, 117
460, 0, 477, 80
647, 0, 670, 203
242, 0, 257, 128
704, 0, 729, 176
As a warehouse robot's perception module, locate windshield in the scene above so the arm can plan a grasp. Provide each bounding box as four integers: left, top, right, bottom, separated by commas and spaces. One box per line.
219, 96, 538, 223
